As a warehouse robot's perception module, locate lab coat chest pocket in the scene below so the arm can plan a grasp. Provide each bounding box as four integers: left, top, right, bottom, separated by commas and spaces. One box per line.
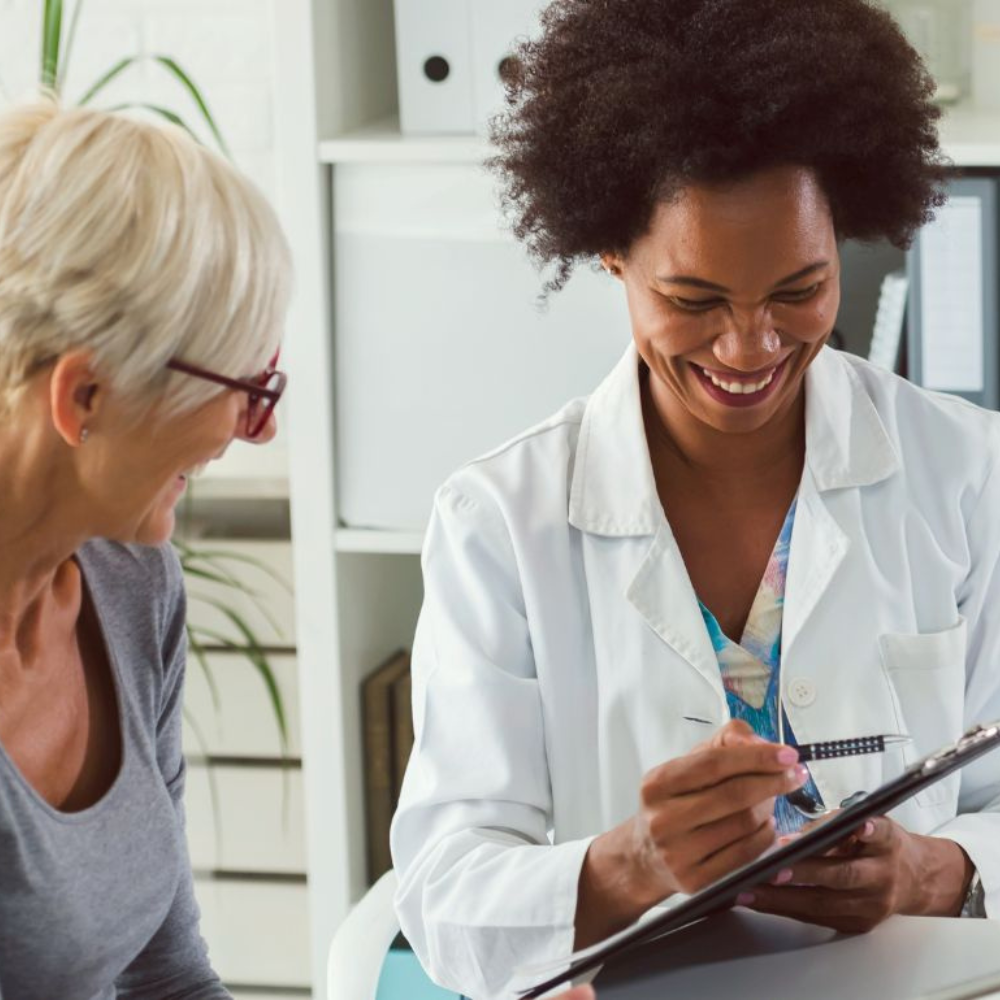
878, 618, 967, 808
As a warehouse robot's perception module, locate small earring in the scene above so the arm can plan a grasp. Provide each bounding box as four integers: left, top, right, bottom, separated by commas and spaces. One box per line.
79, 427, 89, 444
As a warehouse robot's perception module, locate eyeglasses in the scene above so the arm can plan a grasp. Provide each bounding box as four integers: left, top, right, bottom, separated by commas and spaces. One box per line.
167, 351, 287, 439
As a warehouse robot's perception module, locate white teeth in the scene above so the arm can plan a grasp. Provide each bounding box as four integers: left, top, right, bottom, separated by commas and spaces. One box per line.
704, 368, 774, 395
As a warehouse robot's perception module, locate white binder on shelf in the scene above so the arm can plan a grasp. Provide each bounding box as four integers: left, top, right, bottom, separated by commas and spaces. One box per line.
907, 178, 999, 408
469, 0, 544, 134
393, 0, 476, 134
332, 163, 629, 532
867, 270, 909, 372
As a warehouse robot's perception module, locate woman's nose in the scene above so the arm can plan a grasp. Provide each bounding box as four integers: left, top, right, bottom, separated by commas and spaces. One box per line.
234, 409, 278, 444
713, 310, 781, 371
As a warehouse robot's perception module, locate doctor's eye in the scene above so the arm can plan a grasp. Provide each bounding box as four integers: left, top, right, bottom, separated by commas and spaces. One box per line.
669, 296, 724, 313
771, 283, 821, 304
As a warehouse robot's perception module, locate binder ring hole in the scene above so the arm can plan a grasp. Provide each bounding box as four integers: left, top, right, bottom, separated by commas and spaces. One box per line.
424, 56, 451, 83
498, 55, 521, 83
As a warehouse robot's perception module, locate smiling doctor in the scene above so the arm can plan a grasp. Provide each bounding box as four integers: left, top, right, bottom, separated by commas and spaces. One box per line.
390, 1, 1000, 997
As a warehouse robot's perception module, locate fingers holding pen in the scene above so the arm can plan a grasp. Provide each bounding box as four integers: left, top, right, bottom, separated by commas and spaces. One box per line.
577, 727, 804, 948
643, 740, 804, 799
634, 740, 809, 896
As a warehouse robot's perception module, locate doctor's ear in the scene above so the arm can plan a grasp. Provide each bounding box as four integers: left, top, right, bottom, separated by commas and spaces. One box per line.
49, 350, 103, 448
601, 254, 625, 280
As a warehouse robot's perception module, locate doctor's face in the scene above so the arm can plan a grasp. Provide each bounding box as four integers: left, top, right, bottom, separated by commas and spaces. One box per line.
607, 165, 840, 437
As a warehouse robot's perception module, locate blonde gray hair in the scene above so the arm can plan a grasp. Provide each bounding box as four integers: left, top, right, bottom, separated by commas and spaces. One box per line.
0, 98, 292, 416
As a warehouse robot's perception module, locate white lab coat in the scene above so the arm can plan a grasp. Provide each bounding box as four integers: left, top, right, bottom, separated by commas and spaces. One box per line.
391, 344, 1000, 999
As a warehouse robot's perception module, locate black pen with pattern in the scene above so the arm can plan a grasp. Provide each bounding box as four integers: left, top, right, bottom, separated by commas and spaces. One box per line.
795, 734, 911, 762
681, 717, 911, 762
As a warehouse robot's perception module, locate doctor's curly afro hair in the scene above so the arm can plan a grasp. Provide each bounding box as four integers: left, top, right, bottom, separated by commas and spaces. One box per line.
489, 0, 948, 290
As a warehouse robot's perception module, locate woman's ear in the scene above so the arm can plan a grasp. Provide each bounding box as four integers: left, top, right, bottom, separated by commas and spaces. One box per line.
49, 351, 101, 447
600, 253, 625, 281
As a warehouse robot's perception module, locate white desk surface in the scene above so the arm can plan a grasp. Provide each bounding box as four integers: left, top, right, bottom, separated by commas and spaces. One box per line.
593, 909, 1000, 1000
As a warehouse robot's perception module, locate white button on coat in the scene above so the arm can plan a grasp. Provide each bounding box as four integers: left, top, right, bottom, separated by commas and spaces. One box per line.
391, 344, 1000, 1000
787, 678, 818, 707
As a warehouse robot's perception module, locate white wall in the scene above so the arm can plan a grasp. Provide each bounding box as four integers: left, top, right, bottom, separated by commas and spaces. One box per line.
0, 0, 278, 204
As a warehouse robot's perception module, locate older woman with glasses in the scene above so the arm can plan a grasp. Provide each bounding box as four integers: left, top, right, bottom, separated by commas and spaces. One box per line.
0, 99, 598, 1000
0, 100, 289, 998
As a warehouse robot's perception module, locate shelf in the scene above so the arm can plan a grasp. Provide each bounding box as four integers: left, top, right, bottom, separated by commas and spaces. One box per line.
335, 528, 425, 554
319, 116, 489, 164
938, 104, 1000, 167
187, 476, 290, 501
319, 105, 1000, 169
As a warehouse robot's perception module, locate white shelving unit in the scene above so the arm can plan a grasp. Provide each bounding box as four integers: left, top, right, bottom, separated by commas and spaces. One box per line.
272, 2, 1000, 993
939, 105, 1000, 166
319, 115, 486, 165
335, 529, 425, 555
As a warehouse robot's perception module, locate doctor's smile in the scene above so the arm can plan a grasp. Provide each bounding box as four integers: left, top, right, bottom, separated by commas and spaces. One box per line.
691, 356, 789, 408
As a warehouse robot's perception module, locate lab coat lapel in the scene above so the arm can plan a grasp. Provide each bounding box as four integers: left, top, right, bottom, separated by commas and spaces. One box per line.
569, 343, 726, 704
626, 525, 728, 705
781, 468, 849, 664
782, 349, 900, 663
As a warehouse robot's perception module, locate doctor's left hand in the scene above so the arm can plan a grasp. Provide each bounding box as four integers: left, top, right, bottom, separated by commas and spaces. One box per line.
740, 815, 974, 930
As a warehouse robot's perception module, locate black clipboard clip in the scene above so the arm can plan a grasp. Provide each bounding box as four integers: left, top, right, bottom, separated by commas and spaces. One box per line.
517, 719, 1000, 999
919, 722, 1000, 773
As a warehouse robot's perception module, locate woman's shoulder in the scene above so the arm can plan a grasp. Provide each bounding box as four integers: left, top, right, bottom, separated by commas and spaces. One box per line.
836, 351, 1000, 465
78, 538, 183, 600
77, 540, 185, 667
77, 541, 187, 722
441, 395, 589, 515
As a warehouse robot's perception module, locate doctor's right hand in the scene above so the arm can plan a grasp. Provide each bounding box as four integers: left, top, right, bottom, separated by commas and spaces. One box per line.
574, 720, 809, 949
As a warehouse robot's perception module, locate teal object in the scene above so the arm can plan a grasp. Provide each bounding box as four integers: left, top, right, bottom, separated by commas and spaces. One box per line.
375, 948, 460, 999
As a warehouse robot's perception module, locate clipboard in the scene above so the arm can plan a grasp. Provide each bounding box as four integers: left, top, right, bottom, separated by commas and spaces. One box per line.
519, 720, 1000, 999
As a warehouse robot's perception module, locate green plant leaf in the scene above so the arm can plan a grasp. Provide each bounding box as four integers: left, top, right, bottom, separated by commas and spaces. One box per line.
180, 546, 290, 639
41, 0, 64, 93
191, 583, 283, 642
106, 102, 202, 144
182, 548, 293, 593
195, 589, 282, 642
183, 562, 262, 594
153, 55, 230, 158
182, 707, 224, 861
186, 627, 222, 716
186, 604, 289, 753
58, 0, 86, 93
77, 56, 135, 106
180, 552, 263, 594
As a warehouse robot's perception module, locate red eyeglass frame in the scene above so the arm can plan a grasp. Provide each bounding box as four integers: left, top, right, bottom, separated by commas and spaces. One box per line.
166, 351, 287, 439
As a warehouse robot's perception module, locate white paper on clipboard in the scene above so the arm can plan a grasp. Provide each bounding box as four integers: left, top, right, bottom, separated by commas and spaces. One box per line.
919, 195, 985, 392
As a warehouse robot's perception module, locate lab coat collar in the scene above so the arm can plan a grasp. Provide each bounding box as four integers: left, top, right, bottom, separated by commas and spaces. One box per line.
568, 343, 900, 537
804, 347, 901, 492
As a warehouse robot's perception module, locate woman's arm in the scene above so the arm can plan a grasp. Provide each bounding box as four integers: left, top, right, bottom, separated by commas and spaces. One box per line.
576, 722, 807, 948
748, 423, 1000, 927
391, 483, 598, 1000
924, 426, 1000, 916
391, 484, 806, 996
115, 546, 230, 1000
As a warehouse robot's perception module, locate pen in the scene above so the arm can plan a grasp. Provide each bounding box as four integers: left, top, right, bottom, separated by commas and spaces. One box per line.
681, 718, 911, 762
795, 734, 911, 763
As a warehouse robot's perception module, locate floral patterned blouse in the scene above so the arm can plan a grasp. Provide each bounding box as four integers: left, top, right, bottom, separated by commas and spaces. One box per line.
698, 498, 823, 834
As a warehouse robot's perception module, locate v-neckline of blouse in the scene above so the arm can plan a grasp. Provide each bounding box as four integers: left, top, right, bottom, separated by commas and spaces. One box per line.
698, 497, 798, 709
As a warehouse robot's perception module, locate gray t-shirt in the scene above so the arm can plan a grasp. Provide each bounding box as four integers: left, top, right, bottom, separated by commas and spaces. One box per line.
0, 540, 229, 1000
